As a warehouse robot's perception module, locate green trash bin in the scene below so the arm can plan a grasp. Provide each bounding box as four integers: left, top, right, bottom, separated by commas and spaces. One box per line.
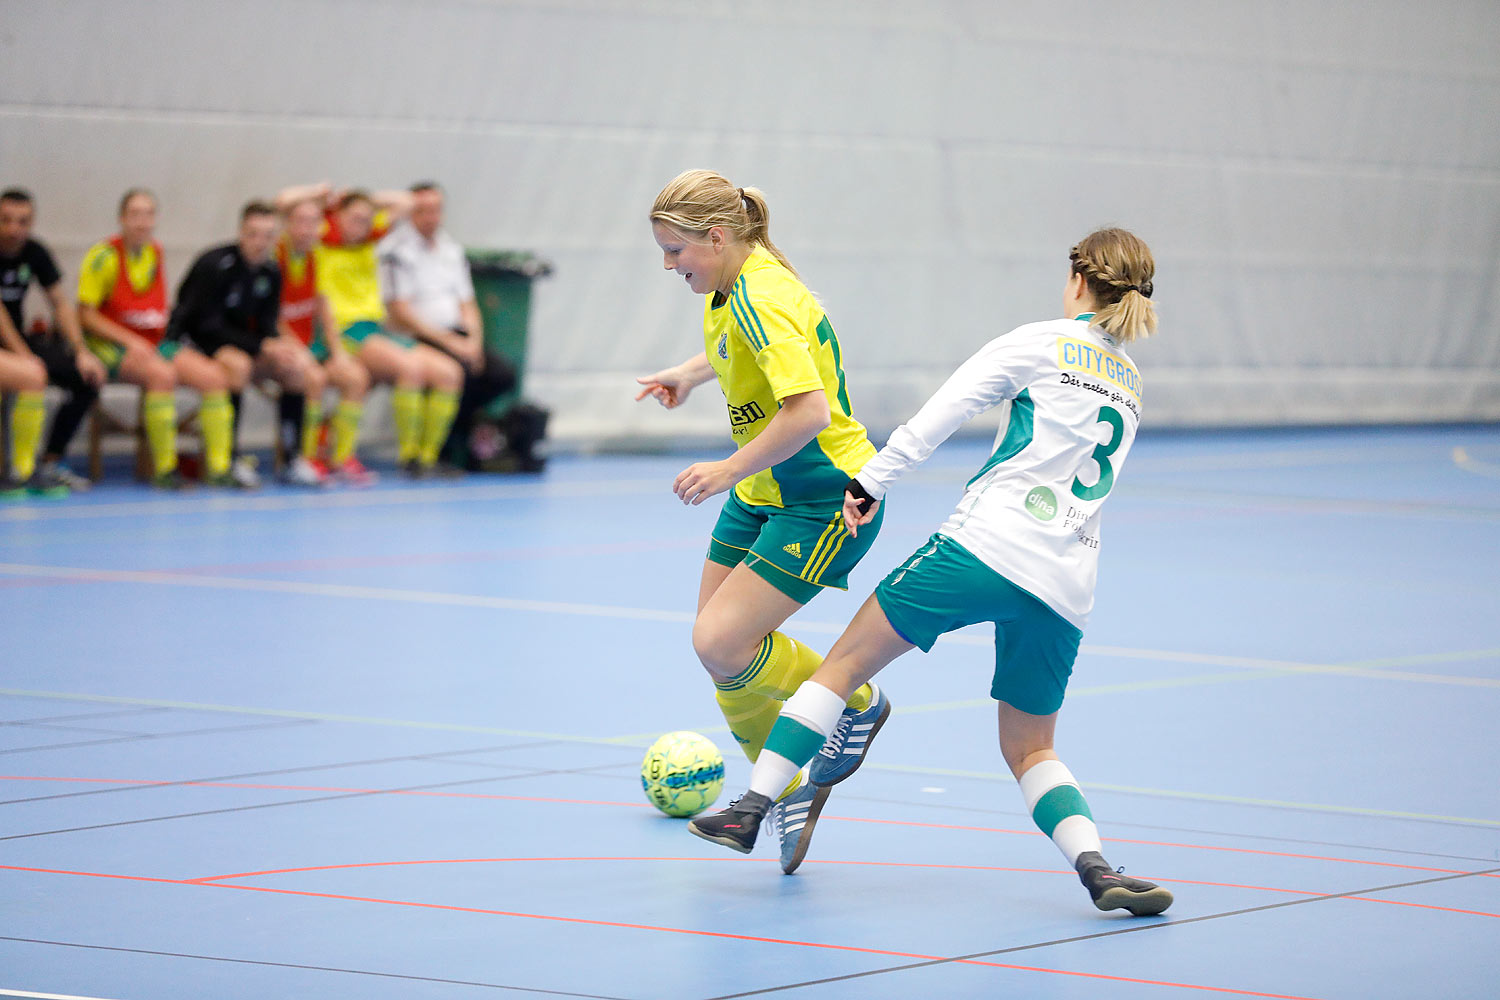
466, 249, 553, 417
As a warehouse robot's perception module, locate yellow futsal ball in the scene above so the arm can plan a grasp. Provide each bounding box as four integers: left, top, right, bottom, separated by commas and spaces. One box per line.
640, 731, 724, 818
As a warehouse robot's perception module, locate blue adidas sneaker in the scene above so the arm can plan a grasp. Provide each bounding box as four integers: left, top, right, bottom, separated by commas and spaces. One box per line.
809, 683, 891, 787
770, 776, 831, 875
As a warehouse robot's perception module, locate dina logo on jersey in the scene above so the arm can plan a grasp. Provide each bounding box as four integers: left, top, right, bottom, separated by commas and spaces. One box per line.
728, 401, 766, 427
1024, 486, 1058, 521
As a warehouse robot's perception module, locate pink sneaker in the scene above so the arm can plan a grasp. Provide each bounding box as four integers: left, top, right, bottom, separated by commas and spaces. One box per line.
334, 456, 379, 488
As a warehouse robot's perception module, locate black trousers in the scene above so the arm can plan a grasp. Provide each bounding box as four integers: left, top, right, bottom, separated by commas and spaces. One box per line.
433, 337, 518, 462
23, 330, 99, 460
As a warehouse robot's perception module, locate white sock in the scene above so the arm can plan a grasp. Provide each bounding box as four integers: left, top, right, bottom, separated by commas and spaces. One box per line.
747, 682, 846, 800
1018, 758, 1103, 867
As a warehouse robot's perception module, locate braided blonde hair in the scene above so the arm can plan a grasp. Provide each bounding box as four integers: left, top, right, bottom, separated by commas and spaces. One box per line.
650, 169, 799, 279
1070, 228, 1157, 344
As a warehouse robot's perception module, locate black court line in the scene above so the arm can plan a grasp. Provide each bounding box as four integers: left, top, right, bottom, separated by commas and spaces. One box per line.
0, 706, 174, 726
0, 760, 639, 842
0, 721, 155, 737
834, 791, 1500, 866
0, 935, 633, 999
0, 718, 318, 757
703, 866, 1500, 998
0, 738, 575, 807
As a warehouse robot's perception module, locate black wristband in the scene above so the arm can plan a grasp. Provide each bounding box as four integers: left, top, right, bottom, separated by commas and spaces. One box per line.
844, 476, 875, 515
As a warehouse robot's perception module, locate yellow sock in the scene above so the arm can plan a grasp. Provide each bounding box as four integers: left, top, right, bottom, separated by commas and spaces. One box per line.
300, 400, 324, 461
713, 686, 783, 763
392, 387, 422, 463
332, 400, 362, 464
9, 391, 45, 480
712, 631, 873, 762
709, 688, 807, 802
199, 391, 233, 477
743, 630, 873, 709
143, 390, 177, 475
418, 389, 459, 466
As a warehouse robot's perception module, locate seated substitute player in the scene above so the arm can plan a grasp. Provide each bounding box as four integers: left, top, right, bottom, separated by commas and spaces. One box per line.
690, 229, 1175, 917
0, 334, 65, 497
380, 181, 517, 471
167, 200, 312, 489
275, 195, 373, 486
0, 187, 107, 491
635, 169, 891, 874
78, 189, 234, 489
275, 183, 463, 479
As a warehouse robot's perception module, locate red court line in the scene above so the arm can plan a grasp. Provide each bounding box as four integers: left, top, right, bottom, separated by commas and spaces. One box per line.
6, 774, 1497, 881
183, 857, 1499, 920
0, 862, 1323, 999
0, 774, 652, 809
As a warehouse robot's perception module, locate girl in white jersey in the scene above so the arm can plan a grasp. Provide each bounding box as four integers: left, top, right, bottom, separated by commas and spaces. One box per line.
690, 229, 1173, 917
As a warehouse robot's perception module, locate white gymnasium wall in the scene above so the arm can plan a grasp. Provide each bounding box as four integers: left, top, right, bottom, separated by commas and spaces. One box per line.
3, 0, 1498, 447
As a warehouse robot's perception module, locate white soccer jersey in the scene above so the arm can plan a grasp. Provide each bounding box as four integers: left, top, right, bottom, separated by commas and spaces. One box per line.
856, 314, 1142, 629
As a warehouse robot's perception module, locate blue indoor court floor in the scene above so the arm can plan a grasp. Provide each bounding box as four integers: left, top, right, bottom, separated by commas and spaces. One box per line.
0, 424, 1497, 999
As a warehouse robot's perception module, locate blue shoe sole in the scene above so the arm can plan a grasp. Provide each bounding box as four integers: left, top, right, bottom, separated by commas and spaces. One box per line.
809, 693, 892, 787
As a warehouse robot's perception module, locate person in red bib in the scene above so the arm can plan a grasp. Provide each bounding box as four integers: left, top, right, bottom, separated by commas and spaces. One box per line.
77, 189, 235, 488
274, 196, 372, 486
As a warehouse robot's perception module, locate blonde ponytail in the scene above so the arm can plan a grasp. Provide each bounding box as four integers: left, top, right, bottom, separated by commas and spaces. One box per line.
650, 170, 799, 278
1069, 228, 1157, 344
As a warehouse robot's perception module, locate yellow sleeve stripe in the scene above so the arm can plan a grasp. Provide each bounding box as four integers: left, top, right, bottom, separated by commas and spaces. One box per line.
730, 278, 770, 351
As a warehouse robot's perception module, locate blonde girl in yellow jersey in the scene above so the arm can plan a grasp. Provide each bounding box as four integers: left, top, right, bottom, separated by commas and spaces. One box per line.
635, 169, 891, 873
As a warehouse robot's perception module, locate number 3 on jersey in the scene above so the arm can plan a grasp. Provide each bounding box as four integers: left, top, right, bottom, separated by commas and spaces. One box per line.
1071, 405, 1124, 501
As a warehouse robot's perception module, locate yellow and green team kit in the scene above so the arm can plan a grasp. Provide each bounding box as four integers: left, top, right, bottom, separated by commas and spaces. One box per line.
315, 212, 456, 468
76, 241, 233, 480
701, 247, 883, 766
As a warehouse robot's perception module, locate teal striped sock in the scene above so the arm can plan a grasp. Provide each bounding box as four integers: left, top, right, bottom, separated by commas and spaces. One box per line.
1019, 758, 1102, 866
747, 682, 846, 800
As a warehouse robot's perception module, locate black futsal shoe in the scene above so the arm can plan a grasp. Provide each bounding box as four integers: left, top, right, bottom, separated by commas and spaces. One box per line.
1076, 851, 1174, 916
688, 791, 773, 854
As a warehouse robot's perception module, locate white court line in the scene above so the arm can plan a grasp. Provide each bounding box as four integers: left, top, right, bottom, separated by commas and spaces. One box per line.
0, 990, 122, 1000
1345, 647, 1500, 669
0, 478, 666, 522
859, 762, 1500, 828
1, 561, 1496, 690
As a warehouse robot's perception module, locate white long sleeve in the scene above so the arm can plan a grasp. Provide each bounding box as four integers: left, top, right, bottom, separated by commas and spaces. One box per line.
855, 332, 1030, 499
853, 317, 1144, 630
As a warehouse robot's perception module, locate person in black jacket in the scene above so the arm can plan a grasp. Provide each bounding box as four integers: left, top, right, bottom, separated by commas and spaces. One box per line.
169, 201, 325, 487
0, 188, 106, 490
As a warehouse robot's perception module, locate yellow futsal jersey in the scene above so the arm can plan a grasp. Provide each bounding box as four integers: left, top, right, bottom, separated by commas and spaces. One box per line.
314, 209, 393, 332
704, 247, 876, 508
77, 240, 161, 307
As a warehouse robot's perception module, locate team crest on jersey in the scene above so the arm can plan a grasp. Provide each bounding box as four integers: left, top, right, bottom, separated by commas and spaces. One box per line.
716, 331, 729, 359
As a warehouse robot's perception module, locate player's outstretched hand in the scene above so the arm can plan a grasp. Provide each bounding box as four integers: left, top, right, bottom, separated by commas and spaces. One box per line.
843, 480, 880, 536
674, 460, 737, 506
635, 367, 691, 409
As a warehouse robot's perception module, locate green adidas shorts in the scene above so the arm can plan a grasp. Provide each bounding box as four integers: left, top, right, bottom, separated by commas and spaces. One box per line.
85, 333, 181, 377
707, 492, 885, 605
341, 320, 416, 354
875, 533, 1082, 716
